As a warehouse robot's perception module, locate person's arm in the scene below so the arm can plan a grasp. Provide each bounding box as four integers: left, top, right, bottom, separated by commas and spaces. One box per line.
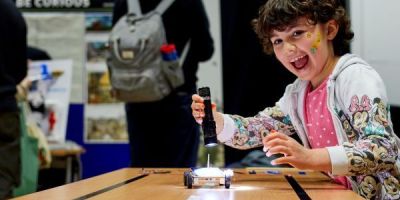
192, 88, 296, 150
185, 0, 214, 61
0, 1, 27, 104
218, 105, 296, 150
331, 64, 399, 176
0, 0, 27, 84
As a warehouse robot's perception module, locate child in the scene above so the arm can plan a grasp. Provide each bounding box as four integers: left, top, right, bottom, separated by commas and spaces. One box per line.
191, 0, 400, 199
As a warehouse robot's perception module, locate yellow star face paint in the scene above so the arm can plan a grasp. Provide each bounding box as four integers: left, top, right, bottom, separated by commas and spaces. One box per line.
310, 32, 321, 54
306, 32, 312, 38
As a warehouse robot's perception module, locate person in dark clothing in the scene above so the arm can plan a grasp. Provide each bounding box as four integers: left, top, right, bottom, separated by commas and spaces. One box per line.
0, 0, 27, 198
112, 0, 214, 167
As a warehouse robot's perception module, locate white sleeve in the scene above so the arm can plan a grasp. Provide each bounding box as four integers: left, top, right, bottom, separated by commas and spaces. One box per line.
326, 146, 349, 175
217, 114, 235, 143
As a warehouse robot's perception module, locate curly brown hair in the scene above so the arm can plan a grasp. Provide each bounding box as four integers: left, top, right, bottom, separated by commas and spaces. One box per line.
253, 0, 354, 56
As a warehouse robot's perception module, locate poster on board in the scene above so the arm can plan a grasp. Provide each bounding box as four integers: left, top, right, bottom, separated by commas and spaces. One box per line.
28, 59, 73, 143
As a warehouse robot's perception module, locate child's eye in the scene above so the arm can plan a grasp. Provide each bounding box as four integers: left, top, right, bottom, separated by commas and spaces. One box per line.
272, 39, 282, 46
293, 30, 305, 37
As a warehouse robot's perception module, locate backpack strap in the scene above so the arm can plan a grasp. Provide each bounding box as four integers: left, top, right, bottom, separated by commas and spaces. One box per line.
179, 40, 190, 67
126, 0, 186, 63
127, 0, 175, 17
127, 0, 142, 17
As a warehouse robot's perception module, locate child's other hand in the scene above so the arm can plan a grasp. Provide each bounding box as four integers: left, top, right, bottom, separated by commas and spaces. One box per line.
263, 131, 327, 170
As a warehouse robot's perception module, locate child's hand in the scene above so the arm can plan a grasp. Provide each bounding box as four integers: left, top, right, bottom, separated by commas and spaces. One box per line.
191, 94, 204, 124
191, 94, 216, 124
263, 131, 330, 171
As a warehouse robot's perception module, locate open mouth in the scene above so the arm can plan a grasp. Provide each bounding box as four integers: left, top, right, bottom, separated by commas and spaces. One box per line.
290, 55, 308, 70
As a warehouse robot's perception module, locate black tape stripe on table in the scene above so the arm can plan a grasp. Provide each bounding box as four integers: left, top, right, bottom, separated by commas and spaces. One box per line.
73, 173, 149, 200
284, 174, 312, 200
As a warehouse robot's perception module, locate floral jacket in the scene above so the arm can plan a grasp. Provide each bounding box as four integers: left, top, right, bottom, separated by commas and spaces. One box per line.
218, 54, 400, 199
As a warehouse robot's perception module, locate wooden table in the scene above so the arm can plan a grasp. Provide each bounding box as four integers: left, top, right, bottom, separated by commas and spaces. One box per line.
48, 141, 85, 183
14, 168, 363, 200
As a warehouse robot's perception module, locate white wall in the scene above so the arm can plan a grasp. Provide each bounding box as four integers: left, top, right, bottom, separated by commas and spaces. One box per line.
350, 0, 400, 106
197, 0, 223, 107
24, 13, 86, 104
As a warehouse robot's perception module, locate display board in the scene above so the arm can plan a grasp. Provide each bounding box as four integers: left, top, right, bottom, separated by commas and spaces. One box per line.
84, 17, 128, 143
22, 9, 131, 179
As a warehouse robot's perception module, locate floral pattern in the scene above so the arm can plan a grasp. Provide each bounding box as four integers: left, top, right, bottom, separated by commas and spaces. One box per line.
224, 94, 399, 199
224, 106, 296, 149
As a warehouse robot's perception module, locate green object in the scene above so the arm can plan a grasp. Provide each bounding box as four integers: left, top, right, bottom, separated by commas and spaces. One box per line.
13, 102, 39, 197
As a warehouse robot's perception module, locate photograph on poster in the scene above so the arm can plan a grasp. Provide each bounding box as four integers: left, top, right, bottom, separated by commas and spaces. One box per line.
85, 12, 112, 31
85, 61, 128, 143
86, 41, 108, 63
87, 70, 118, 104
85, 105, 128, 143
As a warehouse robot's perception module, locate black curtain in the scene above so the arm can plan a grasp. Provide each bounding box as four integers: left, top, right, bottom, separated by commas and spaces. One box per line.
220, 0, 296, 166
392, 107, 400, 137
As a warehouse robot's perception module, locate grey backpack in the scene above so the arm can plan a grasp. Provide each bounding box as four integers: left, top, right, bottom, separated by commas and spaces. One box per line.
107, 0, 188, 102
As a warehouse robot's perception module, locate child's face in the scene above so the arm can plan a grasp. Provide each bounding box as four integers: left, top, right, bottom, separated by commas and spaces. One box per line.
270, 17, 338, 88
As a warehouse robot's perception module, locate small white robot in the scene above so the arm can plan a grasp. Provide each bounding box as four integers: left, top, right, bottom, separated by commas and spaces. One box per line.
183, 167, 233, 189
